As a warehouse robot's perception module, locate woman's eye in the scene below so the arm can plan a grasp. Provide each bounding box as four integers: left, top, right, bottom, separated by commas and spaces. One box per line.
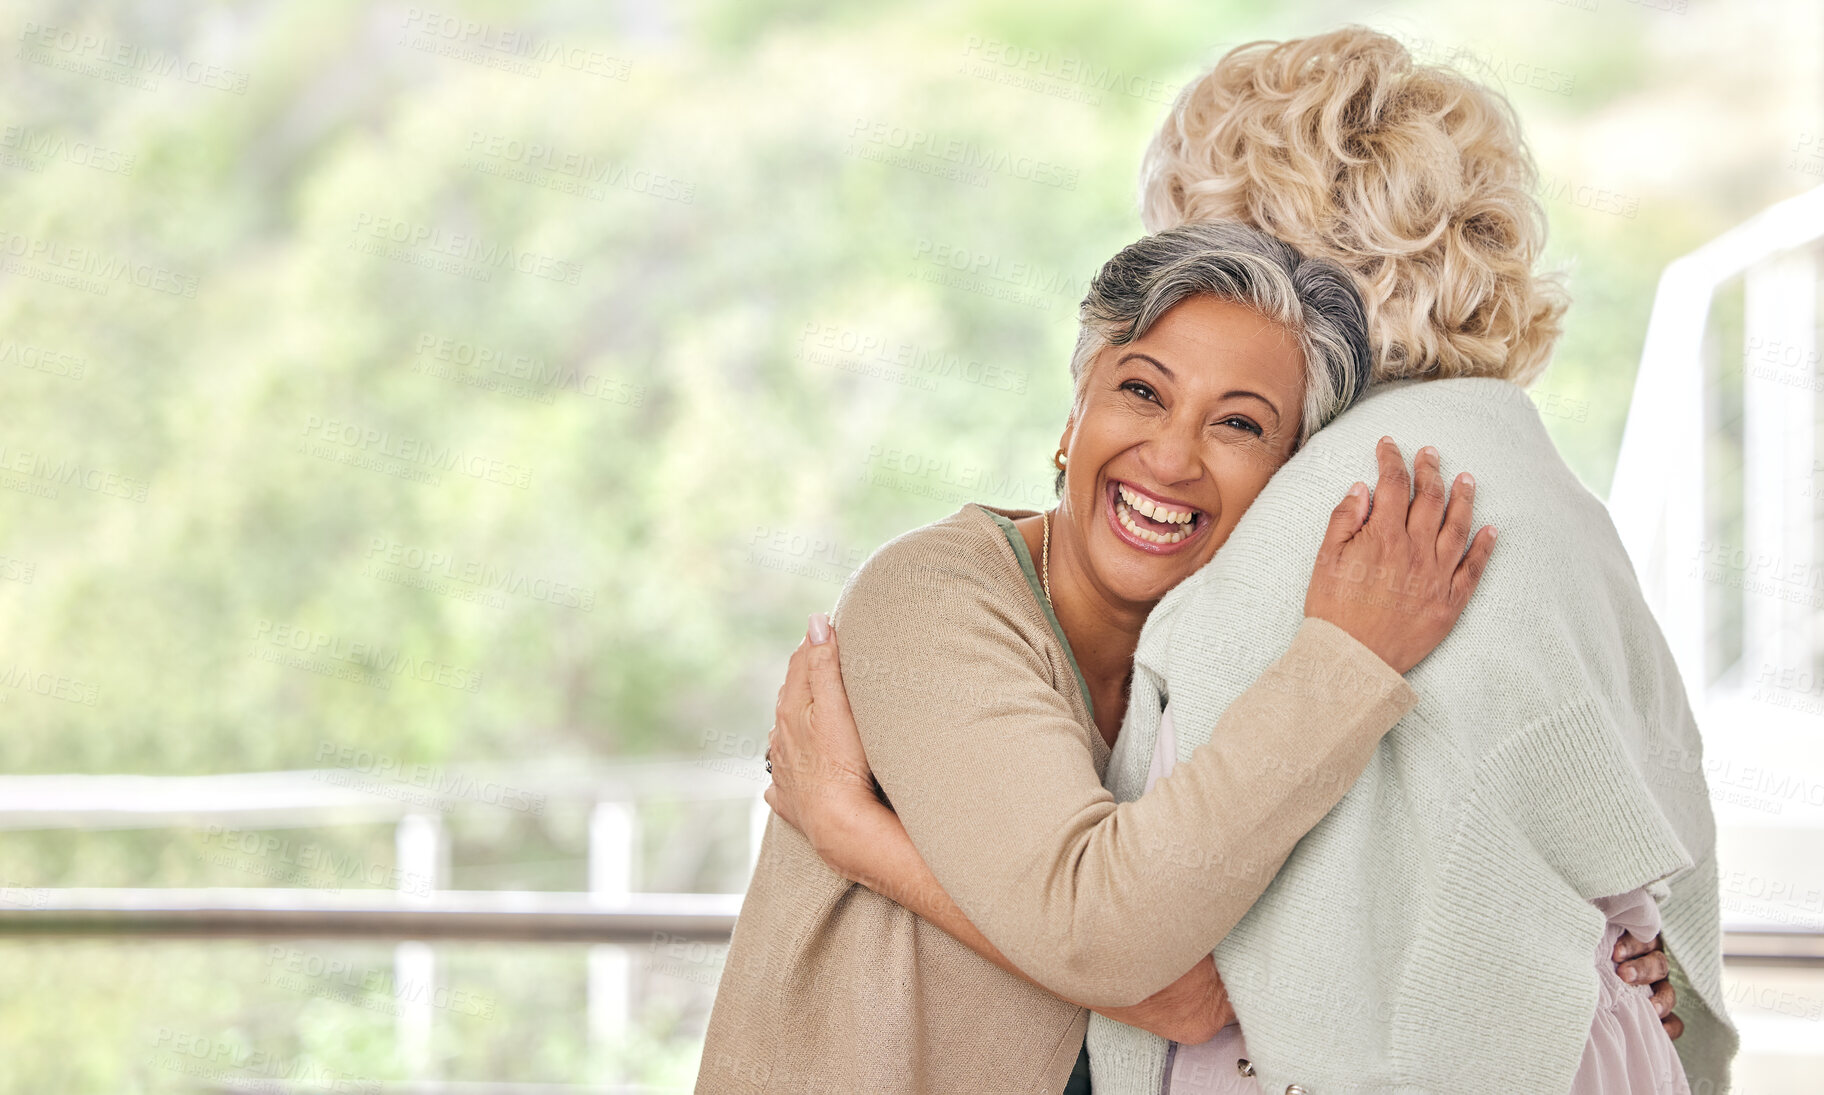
1219, 416, 1263, 437
1120, 380, 1160, 403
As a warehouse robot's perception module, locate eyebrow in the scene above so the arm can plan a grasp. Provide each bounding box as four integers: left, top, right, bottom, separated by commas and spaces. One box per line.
1119, 352, 1175, 382
1117, 351, 1283, 423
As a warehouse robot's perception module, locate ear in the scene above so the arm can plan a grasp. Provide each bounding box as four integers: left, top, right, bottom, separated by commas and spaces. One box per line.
1057, 406, 1080, 458
1052, 418, 1078, 502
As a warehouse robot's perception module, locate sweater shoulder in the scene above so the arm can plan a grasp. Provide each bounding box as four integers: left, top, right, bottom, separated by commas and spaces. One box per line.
830, 504, 1062, 690
835, 504, 1028, 616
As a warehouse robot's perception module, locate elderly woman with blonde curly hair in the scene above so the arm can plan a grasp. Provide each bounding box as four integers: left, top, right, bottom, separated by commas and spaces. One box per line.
708, 25, 1736, 1095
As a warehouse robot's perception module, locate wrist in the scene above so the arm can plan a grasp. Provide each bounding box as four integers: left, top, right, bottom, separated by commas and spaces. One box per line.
1171, 959, 1231, 1045
804, 782, 888, 881
1299, 613, 1410, 677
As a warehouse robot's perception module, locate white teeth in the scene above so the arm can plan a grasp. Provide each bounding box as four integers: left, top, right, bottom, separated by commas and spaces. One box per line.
1116, 498, 1188, 544
1116, 484, 1195, 527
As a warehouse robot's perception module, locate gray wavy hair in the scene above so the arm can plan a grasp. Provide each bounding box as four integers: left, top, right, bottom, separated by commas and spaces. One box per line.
1065, 221, 1373, 465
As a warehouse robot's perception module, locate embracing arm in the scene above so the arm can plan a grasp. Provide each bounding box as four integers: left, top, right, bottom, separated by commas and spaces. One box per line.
771, 622, 1682, 1039
817, 772, 1233, 1043
773, 596, 1409, 1008
766, 621, 1233, 1041
800, 444, 1489, 1007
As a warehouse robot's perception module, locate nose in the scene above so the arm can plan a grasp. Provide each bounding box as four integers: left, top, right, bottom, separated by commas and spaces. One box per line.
1134, 413, 1203, 487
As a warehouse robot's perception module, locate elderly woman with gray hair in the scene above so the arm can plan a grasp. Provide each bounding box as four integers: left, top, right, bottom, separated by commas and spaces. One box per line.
696, 220, 1499, 1094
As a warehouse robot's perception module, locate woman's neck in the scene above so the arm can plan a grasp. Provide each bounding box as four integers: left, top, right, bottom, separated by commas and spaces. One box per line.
1015, 512, 1151, 747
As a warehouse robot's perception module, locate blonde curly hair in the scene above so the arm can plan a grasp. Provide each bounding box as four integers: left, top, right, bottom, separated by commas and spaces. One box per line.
1141, 27, 1568, 384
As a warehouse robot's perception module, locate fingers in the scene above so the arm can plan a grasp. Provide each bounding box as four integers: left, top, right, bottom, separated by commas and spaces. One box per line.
1406, 446, 1448, 542
773, 642, 813, 780
779, 637, 812, 714
1448, 524, 1498, 605
804, 615, 872, 786
1618, 949, 1670, 986
1319, 482, 1370, 560
1617, 932, 1678, 1020
1613, 932, 1659, 963
1663, 1013, 1684, 1041
1437, 472, 1476, 562
1367, 436, 1411, 534
763, 784, 801, 834
804, 616, 855, 728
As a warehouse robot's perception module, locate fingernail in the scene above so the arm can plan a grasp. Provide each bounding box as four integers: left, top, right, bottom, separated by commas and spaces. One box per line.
1420, 446, 1438, 460
1487, 527, 1498, 542
1348, 482, 1366, 497
808, 612, 831, 644
1622, 968, 1637, 983
1458, 472, 1475, 488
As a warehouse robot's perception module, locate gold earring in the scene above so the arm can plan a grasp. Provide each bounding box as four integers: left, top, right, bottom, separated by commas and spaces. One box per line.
1053, 448, 1068, 470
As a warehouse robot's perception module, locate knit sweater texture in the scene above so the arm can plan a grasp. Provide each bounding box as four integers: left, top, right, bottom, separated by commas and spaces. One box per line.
1087, 378, 1737, 1095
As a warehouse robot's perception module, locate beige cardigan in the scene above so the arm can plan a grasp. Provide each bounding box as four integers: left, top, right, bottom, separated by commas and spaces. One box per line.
697, 504, 1416, 1094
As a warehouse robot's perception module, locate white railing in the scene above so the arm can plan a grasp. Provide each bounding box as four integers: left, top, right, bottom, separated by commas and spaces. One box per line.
4, 747, 1821, 1091
1607, 186, 1824, 1077
1610, 183, 1824, 694
0, 761, 768, 1081
1607, 187, 1824, 850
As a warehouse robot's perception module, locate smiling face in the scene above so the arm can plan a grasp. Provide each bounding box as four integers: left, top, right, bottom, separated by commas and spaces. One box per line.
1058, 293, 1307, 611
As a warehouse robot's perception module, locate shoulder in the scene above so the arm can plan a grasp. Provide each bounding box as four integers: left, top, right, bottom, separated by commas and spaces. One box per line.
832, 504, 1050, 676
1261, 378, 1611, 548
1286, 380, 1544, 489
837, 505, 1023, 612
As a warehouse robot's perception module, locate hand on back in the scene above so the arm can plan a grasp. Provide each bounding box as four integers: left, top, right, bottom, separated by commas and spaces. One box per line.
1304, 437, 1498, 674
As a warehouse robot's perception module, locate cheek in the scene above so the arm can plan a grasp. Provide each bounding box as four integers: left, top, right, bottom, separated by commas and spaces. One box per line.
1072, 408, 1133, 456
1066, 414, 1127, 496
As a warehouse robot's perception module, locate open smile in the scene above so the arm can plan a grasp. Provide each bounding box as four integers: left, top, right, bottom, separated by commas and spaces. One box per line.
1103, 479, 1209, 555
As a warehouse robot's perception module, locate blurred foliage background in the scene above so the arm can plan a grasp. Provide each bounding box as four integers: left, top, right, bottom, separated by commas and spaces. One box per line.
0, 0, 1819, 1090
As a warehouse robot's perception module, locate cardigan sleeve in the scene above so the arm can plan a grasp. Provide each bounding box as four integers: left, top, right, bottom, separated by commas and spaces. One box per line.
832, 529, 1418, 1007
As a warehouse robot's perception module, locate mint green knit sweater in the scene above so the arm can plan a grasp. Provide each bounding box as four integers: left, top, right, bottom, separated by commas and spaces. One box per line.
1087, 378, 1737, 1095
